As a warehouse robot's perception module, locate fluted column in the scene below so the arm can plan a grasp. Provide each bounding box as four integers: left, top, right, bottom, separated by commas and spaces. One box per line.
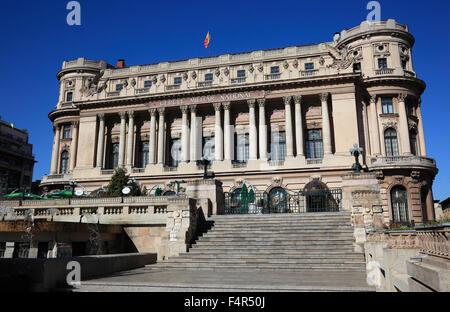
258, 99, 267, 160
214, 103, 223, 161
397, 93, 412, 156
248, 99, 257, 160
190, 105, 197, 161
157, 107, 165, 165
69, 121, 79, 172
294, 95, 304, 157
180, 105, 190, 163
223, 102, 232, 161
320, 93, 332, 155
369, 95, 381, 156
149, 108, 157, 164
50, 124, 61, 174
96, 114, 105, 168
118, 111, 127, 167
283, 96, 294, 158
416, 100, 427, 156
126, 111, 134, 167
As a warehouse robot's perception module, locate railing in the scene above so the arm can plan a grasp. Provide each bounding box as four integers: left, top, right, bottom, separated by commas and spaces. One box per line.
416, 224, 450, 259
165, 84, 181, 91
107, 91, 121, 97
404, 70, 416, 77
371, 156, 436, 168
101, 169, 114, 175
231, 77, 246, 84
307, 158, 323, 165
132, 168, 145, 173
232, 162, 247, 168
197, 81, 213, 88
163, 166, 178, 172
300, 69, 319, 77
374, 68, 395, 75
135, 87, 150, 94
264, 73, 281, 80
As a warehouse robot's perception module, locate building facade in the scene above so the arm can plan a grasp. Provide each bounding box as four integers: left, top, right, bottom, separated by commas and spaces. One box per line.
41, 19, 438, 226
0, 118, 35, 196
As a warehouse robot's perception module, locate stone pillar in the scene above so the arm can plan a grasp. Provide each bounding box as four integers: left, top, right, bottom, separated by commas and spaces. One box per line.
190, 105, 197, 162
50, 124, 61, 174
258, 98, 267, 160
118, 111, 127, 167
361, 101, 371, 157
426, 186, 435, 222
248, 99, 257, 160
69, 121, 79, 172
223, 102, 232, 161
180, 105, 190, 163
126, 111, 134, 167
4, 242, 15, 258
369, 95, 381, 156
157, 107, 165, 165
416, 100, 427, 156
320, 93, 332, 155
96, 114, 105, 168
397, 93, 412, 156
294, 95, 304, 157
214, 103, 223, 161
283, 96, 294, 158
149, 108, 157, 164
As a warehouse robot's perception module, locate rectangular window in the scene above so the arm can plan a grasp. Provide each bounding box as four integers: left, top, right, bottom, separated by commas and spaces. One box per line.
66, 92, 73, 102
305, 62, 314, 70
306, 130, 323, 159
402, 60, 407, 70
270, 131, 286, 161
63, 124, 71, 139
235, 133, 249, 163
270, 66, 280, 74
381, 97, 394, 114
144, 80, 152, 88
116, 84, 123, 91
174, 77, 182, 84
378, 58, 388, 69
353, 62, 361, 72
237, 70, 246, 78
205, 73, 213, 81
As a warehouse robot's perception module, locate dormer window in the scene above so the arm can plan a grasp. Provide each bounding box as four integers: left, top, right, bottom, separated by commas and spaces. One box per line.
305, 62, 314, 70
174, 77, 182, 85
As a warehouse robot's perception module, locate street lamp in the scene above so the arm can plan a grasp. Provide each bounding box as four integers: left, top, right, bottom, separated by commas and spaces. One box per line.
350, 144, 364, 173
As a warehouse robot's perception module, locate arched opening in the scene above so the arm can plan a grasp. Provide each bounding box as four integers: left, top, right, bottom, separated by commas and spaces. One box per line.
391, 185, 409, 224
268, 187, 288, 213
421, 187, 428, 223
60, 151, 69, 174
384, 128, 399, 157
303, 180, 339, 212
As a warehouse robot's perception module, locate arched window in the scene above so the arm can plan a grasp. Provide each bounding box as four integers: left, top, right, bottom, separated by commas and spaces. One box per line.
170, 139, 181, 167
112, 144, 119, 168
410, 130, 418, 156
140, 141, 149, 168
60, 151, 69, 174
306, 130, 323, 159
391, 186, 409, 224
270, 131, 286, 161
384, 128, 399, 157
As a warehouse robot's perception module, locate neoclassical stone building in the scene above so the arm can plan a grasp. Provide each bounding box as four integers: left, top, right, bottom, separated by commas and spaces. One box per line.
41, 19, 438, 225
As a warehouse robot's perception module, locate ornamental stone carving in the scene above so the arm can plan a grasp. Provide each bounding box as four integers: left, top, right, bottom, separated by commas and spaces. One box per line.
183, 72, 188, 81
257, 98, 265, 108
152, 76, 157, 84
257, 64, 263, 72
160, 75, 166, 83
320, 93, 329, 102
292, 59, 298, 68
248, 64, 254, 73
222, 102, 231, 110
130, 78, 136, 87
215, 68, 220, 77
293, 95, 302, 104
283, 60, 289, 69
149, 108, 157, 116
397, 93, 407, 102
191, 71, 197, 80
319, 56, 325, 66
272, 176, 283, 186
122, 79, 128, 87
213, 102, 221, 111
247, 99, 256, 108
283, 96, 292, 105
224, 68, 229, 76
382, 120, 398, 130
325, 44, 356, 70
180, 105, 189, 114
79, 70, 108, 97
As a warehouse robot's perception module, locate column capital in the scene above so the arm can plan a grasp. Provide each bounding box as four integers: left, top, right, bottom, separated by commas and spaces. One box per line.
149, 108, 157, 116
213, 102, 222, 111
190, 104, 197, 113
127, 110, 135, 118
97, 113, 105, 121
283, 96, 292, 106
222, 102, 231, 110
157, 107, 166, 115
257, 98, 266, 108
370, 95, 377, 104
293, 95, 302, 105
320, 93, 329, 102
247, 99, 256, 108
397, 93, 407, 102
180, 105, 189, 114
71, 120, 79, 127
119, 111, 127, 119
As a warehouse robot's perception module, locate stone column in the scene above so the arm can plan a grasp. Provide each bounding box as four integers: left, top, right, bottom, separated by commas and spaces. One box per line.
416, 100, 427, 156
369, 95, 381, 156
426, 186, 436, 222
126, 111, 135, 167
214, 103, 223, 161
157, 107, 165, 165
361, 101, 371, 157
294, 95, 304, 157
248, 99, 257, 160
190, 105, 197, 162
397, 93, 412, 156
69, 121, 79, 172
50, 124, 61, 174
96, 114, 105, 168
223, 102, 232, 161
180, 105, 190, 163
283, 96, 294, 158
149, 108, 157, 164
118, 111, 127, 167
258, 99, 267, 160
320, 93, 332, 155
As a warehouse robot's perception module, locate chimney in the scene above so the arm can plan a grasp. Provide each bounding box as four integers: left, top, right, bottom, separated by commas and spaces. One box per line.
117, 59, 125, 68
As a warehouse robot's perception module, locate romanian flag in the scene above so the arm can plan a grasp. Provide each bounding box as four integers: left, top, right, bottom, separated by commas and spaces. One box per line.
204, 31, 210, 49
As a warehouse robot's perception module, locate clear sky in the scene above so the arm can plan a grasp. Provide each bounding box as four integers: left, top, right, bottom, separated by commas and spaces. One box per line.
0, 0, 449, 200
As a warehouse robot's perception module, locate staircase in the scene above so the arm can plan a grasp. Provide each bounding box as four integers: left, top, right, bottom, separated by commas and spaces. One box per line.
148, 212, 367, 272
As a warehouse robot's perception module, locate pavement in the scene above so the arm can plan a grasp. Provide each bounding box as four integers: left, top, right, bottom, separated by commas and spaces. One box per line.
71, 266, 375, 292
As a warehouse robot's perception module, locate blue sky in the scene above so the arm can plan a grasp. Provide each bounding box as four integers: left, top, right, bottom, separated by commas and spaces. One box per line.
0, 0, 449, 200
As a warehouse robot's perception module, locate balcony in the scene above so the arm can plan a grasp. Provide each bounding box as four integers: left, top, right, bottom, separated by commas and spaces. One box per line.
163, 166, 178, 172
232, 162, 247, 168
107, 91, 121, 97
197, 81, 213, 88
41, 173, 73, 184
374, 68, 394, 76
307, 158, 323, 165
165, 84, 181, 91
300, 70, 319, 77
135, 87, 150, 94
370, 156, 437, 170
101, 169, 114, 175
231, 77, 246, 84
264, 73, 281, 80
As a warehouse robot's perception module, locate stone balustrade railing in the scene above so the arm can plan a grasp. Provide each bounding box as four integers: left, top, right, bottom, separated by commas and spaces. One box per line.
370, 156, 437, 169
415, 224, 450, 259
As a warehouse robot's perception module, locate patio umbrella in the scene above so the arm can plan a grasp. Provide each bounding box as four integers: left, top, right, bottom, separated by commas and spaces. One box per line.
45, 190, 74, 198
3, 193, 44, 200
155, 188, 162, 197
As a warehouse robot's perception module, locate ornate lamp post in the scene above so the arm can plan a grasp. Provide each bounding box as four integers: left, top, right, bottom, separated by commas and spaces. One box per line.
69, 181, 78, 197
350, 144, 364, 173
197, 157, 214, 180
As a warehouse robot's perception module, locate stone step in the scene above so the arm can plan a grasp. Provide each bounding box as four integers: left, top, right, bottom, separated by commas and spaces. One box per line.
210, 212, 351, 219
201, 233, 354, 238
191, 246, 355, 251
166, 258, 366, 265
146, 265, 366, 272
194, 240, 354, 246
197, 237, 354, 243
211, 226, 353, 232
182, 250, 363, 256
176, 253, 364, 259
210, 219, 351, 224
